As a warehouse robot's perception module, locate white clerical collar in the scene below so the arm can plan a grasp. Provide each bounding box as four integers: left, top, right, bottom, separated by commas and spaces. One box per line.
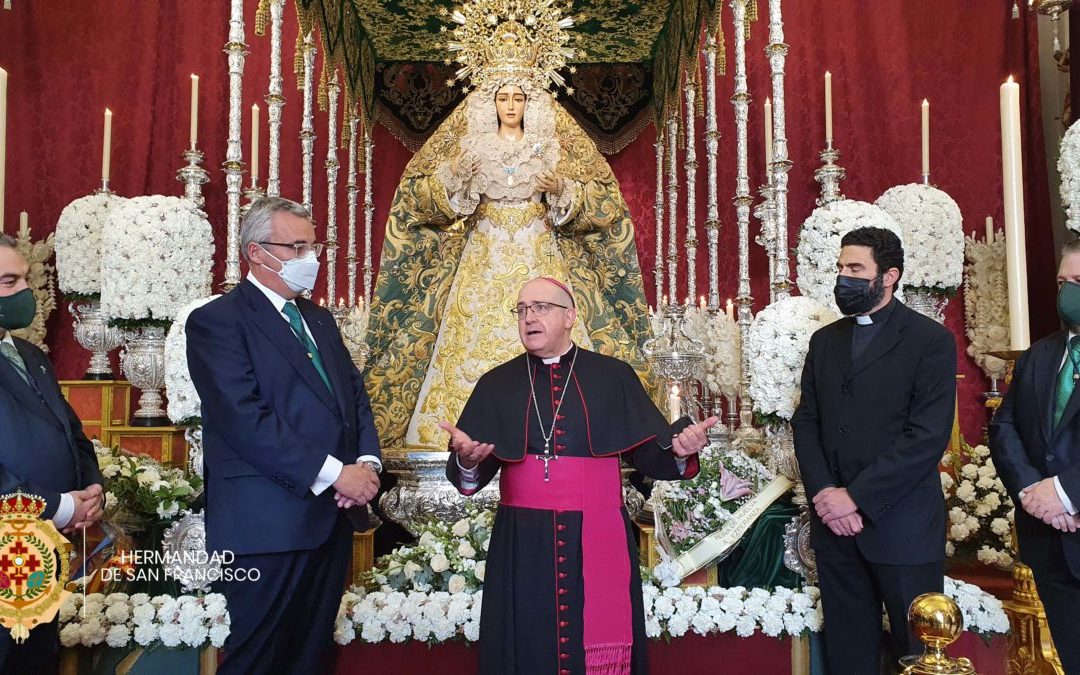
854, 315, 873, 326
541, 342, 575, 365
0, 331, 11, 346
247, 272, 293, 314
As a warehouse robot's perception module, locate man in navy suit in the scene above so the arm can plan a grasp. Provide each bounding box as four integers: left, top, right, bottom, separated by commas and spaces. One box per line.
186, 198, 380, 675
0, 235, 104, 673
793, 227, 956, 673
990, 238, 1080, 673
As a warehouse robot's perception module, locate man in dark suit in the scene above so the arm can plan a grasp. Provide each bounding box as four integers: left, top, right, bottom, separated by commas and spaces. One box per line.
792, 227, 956, 674
186, 197, 380, 675
990, 239, 1080, 673
0, 234, 104, 673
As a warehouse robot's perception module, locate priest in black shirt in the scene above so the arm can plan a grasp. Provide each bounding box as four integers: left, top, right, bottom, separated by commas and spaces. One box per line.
792, 227, 956, 673
442, 276, 717, 675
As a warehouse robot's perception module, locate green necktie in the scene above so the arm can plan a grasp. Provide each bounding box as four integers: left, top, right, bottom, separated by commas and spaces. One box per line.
0, 340, 30, 386
1053, 336, 1080, 427
281, 302, 332, 392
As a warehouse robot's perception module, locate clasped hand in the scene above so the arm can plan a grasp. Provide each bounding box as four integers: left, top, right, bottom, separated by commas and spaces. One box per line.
64, 483, 105, 533
333, 463, 380, 510
536, 170, 561, 197
813, 487, 863, 537
1021, 478, 1080, 533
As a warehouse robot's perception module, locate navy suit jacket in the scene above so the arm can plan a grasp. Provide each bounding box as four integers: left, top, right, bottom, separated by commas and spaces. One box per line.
791, 301, 957, 565
185, 280, 380, 556
990, 329, 1080, 580
0, 337, 103, 520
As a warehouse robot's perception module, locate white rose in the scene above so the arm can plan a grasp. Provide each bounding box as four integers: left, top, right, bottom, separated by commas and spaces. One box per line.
475, 560, 486, 582
430, 554, 450, 573
403, 561, 422, 580
448, 574, 467, 594
451, 519, 471, 537
458, 541, 476, 559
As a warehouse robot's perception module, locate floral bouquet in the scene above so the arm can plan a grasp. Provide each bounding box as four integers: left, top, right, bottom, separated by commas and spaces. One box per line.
95, 440, 203, 536
59, 592, 229, 650
164, 295, 219, 426
364, 503, 494, 594
940, 441, 1014, 568
1059, 118, 1080, 235
651, 448, 773, 557
54, 193, 128, 301
875, 183, 964, 297
680, 306, 741, 402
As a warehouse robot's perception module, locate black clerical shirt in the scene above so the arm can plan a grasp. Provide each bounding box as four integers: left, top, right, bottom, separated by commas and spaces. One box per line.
850, 298, 898, 361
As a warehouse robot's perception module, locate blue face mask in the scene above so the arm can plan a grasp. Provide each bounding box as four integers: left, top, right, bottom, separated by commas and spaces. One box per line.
261, 248, 320, 293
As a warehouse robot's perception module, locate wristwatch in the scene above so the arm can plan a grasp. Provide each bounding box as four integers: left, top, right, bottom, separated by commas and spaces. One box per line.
361, 460, 382, 475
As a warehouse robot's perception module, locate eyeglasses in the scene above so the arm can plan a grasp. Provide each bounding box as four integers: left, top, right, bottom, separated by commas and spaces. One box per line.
260, 241, 325, 258
511, 301, 570, 318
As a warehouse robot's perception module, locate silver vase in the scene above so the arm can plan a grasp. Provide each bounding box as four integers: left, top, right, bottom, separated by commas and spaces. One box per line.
70, 299, 124, 380
905, 288, 948, 324
120, 325, 169, 427
379, 452, 502, 535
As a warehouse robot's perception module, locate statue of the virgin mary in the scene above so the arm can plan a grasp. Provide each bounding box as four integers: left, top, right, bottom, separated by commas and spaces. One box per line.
364, 7, 655, 451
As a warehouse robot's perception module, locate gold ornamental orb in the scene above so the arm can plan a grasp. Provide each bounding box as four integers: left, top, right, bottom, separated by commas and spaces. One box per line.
908, 593, 964, 648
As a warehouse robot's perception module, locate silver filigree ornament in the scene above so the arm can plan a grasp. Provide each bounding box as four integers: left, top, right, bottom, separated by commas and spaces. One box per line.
160, 510, 219, 594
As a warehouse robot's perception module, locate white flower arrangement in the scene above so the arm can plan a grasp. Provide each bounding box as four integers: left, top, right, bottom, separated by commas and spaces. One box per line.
1059, 119, 1080, 235
95, 440, 202, 523
747, 296, 839, 424
58, 592, 230, 650
651, 448, 772, 555
795, 199, 904, 311
164, 295, 220, 425
940, 442, 1015, 567
875, 184, 964, 295
363, 504, 495, 594
54, 193, 128, 297
680, 306, 741, 401
963, 233, 1010, 380
100, 196, 214, 325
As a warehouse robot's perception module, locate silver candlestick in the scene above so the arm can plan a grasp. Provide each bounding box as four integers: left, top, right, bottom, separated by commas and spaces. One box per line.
176, 148, 210, 210
813, 141, 846, 207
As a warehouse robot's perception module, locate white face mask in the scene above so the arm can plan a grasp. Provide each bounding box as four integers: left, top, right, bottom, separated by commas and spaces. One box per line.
261, 247, 320, 293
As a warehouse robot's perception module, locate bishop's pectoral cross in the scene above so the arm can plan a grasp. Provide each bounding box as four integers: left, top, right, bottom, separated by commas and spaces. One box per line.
537, 450, 558, 482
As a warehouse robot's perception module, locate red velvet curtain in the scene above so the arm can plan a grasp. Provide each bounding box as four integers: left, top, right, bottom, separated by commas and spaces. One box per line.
0, 1, 1054, 443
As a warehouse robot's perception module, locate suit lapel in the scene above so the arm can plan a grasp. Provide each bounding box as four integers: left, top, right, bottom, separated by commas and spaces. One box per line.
238, 282, 338, 414
849, 303, 910, 377
1035, 332, 1065, 444
298, 299, 349, 417
0, 343, 61, 428
830, 320, 853, 378
17, 342, 71, 431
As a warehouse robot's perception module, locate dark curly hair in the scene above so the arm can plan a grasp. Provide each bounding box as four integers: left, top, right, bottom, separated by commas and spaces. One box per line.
840, 226, 904, 282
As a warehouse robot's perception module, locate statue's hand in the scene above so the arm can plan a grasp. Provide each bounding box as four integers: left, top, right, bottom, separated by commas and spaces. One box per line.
451, 153, 481, 180
536, 170, 561, 197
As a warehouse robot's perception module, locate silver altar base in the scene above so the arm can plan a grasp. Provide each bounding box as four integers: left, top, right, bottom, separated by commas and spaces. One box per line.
161, 510, 216, 594
120, 325, 169, 427
70, 299, 124, 380
380, 451, 648, 535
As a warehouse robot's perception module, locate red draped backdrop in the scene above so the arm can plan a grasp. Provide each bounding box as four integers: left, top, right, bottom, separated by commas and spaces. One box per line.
0, 1, 1056, 443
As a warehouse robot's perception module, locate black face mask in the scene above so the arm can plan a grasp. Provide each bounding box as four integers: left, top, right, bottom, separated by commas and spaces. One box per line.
834, 274, 885, 317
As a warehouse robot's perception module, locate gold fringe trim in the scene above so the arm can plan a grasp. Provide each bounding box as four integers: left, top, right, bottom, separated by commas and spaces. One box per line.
255, 0, 269, 37
294, 30, 305, 86
318, 61, 329, 113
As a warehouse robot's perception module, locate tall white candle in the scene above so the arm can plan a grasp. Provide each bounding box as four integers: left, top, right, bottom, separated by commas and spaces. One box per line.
764, 98, 773, 167
189, 74, 199, 149
726, 298, 734, 321
251, 103, 260, 184
921, 99, 930, 176
1000, 76, 1029, 351
102, 108, 112, 182
18, 210, 26, 234
985, 216, 994, 243
668, 384, 681, 423
0, 67, 6, 233
824, 71, 833, 143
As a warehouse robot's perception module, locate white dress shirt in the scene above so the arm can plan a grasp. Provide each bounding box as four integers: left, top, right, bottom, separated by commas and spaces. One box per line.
246, 274, 381, 495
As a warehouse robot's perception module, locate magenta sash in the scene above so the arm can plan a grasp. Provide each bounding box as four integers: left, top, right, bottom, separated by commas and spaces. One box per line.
500, 455, 632, 675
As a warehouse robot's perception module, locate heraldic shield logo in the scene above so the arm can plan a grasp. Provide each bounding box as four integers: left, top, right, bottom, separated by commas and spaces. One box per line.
0, 491, 72, 642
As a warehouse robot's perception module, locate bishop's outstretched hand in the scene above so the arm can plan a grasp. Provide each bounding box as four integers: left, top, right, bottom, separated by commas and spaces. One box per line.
671, 416, 719, 458
439, 421, 495, 469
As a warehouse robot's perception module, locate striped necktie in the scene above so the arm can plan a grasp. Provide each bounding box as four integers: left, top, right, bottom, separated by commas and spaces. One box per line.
0, 340, 30, 386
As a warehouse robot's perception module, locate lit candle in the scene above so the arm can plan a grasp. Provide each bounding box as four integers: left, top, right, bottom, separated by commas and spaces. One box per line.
726, 298, 734, 321
699, 295, 706, 310
251, 103, 260, 184
189, 74, 199, 149
985, 216, 994, 243
764, 97, 773, 167
18, 210, 26, 234
662, 294, 668, 306
921, 99, 930, 176
102, 108, 112, 182
0, 67, 6, 234
824, 71, 833, 143
668, 384, 681, 423
1000, 76, 1030, 351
